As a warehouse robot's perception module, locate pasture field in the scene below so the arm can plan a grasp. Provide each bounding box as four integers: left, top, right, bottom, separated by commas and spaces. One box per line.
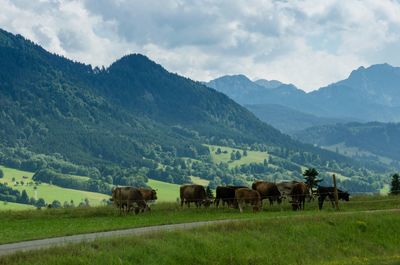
189, 176, 210, 186
0, 201, 35, 211
147, 179, 180, 202
1, 211, 400, 265
207, 144, 269, 168
0, 195, 399, 245
0, 166, 109, 206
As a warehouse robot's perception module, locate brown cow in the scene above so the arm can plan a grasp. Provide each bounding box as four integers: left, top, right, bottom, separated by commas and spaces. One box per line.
252, 181, 282, 206
111, 187, 148, 214
290, 182, 309, 211
139, 188, 157, 201
235, 188, 262, 213
180, 184, 211, 208
138, 188, 157, 211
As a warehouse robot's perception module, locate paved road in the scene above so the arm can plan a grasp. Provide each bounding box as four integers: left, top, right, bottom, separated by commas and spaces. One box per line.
1, 208, 399, 257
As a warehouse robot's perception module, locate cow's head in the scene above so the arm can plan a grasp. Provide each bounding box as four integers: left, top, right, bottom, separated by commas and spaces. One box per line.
151, 189, 158, 200
202, 199, 212, 208
339, 191, 350, 201
110, 187, 120, 205
290, 200, 300, 211
252, 205, 261, 212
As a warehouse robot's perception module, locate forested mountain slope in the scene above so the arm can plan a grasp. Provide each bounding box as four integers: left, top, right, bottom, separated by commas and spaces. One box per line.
295, 122, 400, 163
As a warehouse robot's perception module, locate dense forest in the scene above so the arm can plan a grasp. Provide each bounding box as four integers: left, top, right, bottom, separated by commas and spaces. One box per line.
0, 28, 395, 194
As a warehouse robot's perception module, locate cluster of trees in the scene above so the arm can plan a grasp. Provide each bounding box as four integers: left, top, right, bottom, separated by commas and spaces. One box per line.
0, 184, 46, 208
0, 147, 99, 177
230, 150, 243, 161
33, 169, 111, 194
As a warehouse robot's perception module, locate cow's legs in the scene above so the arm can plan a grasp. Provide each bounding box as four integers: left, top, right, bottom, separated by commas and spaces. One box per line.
214, 198, 220, 208
328, 194, 335, 208
238, 201, 243, 213
318, 195, 325, 210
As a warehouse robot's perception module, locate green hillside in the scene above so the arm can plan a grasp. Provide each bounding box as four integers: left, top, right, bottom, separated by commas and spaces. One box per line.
208, 144, 269, 168
0, 165, 109, 206
147, 179, 180, 202
0, 201, 35, 211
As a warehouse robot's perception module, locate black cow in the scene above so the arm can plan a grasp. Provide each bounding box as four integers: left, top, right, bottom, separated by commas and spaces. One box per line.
317, 186, 350, 210
215, 186, 247, 208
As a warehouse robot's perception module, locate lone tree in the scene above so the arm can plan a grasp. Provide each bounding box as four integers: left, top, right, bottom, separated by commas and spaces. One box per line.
390, 173, 400, 195
235, 150, 242, 160
0, 168, 3, 179
20, 190, 29, 204
206, 186, 214, 199
36, 198, 46, 208
303, 168, 321, 190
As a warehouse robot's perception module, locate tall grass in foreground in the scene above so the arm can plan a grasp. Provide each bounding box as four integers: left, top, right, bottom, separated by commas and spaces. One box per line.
1, 212, 400, 265
0, 195, 399, 244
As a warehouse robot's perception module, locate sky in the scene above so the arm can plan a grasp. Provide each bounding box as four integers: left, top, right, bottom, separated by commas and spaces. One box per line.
1, 0, 400, 91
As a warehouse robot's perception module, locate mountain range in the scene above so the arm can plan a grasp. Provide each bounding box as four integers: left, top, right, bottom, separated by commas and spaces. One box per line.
206, 64, 400, 133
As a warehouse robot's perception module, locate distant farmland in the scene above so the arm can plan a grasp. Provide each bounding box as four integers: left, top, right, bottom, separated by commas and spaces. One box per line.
0, 165, 109, 206
0, 165, 184, 209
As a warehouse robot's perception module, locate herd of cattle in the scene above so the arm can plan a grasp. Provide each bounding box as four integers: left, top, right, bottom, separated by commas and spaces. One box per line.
111, 180, 350, 214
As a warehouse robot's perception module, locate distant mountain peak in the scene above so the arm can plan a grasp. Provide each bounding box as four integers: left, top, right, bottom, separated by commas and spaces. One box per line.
213, 74, 252, 82
254, 79, 283, 89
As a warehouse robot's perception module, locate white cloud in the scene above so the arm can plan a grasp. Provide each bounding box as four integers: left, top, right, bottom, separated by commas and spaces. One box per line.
0, 0, 400, 91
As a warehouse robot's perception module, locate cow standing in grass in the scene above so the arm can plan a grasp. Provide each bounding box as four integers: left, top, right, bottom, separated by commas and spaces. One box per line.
111, 187, 148, 214
215, 186, 247, 208
317, 186, 350, 210
180, 184, 212, 208
252, 181, 282, 207
235, 188, 262, 213
290, 182, 309, 211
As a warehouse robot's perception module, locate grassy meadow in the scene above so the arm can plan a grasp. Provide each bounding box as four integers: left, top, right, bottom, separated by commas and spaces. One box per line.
207, 144, 269, 168
190, 176, 210, 186
0, 165, 203, 207
147, 179, 180, 202
1, 210, 400, 265
0, 195, 399, 245
0, 201, 35, 211
0, 166, 109, 206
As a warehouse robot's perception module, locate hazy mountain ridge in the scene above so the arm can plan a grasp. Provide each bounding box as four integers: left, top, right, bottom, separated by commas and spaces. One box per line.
245, 104, 351, 134
207, 63, 400, 133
